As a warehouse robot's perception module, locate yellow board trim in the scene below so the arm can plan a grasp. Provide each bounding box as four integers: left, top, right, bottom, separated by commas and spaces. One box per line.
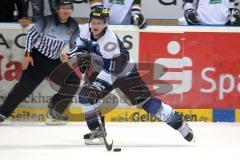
235, 109, 240, 122
176, 109, 212, 122
10, 108, 213, 122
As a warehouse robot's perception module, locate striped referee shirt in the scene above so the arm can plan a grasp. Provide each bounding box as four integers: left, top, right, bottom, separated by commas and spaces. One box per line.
25, 14, 79, 59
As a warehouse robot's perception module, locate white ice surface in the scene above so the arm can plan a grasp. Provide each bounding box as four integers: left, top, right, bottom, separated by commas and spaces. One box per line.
0, 122, 240, 160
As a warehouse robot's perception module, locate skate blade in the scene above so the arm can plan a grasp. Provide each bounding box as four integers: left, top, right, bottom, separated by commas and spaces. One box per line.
85, 137, 104, 145
45, 118, 67, 125
192, 135, 196, 143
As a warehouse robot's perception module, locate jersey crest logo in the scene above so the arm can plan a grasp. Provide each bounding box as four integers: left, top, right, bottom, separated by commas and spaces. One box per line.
66, 28, 73, 35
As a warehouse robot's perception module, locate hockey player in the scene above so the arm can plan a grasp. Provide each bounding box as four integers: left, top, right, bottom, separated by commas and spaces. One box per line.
179, 0, 240, 25
0, 0, 80, 124
88, 0, 147, 29
60, 6, 194, 145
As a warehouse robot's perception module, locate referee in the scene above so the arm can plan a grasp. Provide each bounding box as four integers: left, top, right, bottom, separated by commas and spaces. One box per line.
0, 0, 80, 124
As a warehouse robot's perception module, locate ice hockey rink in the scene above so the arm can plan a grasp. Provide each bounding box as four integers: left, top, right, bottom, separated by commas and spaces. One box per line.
0, 122, 239, 160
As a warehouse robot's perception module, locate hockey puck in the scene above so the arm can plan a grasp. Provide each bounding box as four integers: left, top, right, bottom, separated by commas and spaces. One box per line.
113, 148, 121, 152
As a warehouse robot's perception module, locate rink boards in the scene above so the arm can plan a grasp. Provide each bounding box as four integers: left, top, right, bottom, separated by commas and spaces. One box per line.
0, 24, 240, 123
9, 108, 240, 122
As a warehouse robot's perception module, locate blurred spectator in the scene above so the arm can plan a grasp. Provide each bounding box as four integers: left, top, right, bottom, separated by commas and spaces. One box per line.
228, 0, 240, 25
31, 0, 57, 22
0, 0, 30, 28
179, 0, 240, 26
89, 0, 147, 29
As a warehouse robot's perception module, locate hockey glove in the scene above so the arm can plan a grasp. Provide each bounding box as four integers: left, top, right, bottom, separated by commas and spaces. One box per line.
76, 50, 91, 74
229, 8, 240, 25
184, 9, 200, 25
87, 79, 113, 105
131, 13, 148, 29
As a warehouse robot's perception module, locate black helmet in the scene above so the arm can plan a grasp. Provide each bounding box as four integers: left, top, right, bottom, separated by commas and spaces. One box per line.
90, 6, 110, 23
55, 0, 73, 9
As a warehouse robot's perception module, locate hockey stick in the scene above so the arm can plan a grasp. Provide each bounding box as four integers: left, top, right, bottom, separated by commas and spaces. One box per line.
89, 91, 113, 151
95, 108, 113, 151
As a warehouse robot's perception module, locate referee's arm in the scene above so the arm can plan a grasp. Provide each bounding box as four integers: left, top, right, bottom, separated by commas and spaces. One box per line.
68, 33, 87, 58
69, 27, 80, 49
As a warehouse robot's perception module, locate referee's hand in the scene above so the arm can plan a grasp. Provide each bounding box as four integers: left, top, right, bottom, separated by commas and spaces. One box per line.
22, 57, 34, 70
60, 53, 70, 63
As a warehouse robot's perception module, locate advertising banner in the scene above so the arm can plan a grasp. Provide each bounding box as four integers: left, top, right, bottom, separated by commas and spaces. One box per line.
139, 32, 240, 109
1, 24, 240, 122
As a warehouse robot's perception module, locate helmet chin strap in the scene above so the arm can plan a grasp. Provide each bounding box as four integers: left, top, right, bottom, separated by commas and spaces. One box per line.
88, 23, 107, 39
92, 28, 106, 37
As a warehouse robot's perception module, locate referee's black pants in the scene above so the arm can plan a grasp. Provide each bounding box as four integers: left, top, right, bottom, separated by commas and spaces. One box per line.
0, 48, 80, 118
